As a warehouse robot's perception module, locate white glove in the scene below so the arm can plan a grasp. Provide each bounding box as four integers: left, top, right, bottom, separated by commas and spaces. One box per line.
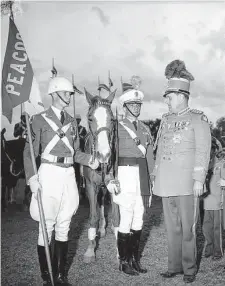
217, 179, 225, 187
148, 195, 152, 207
150, 176, 155, 190
193, 180, 204, 197
28, 174, 42, 199
107, 180, 121, 195
88, 157, 99, 170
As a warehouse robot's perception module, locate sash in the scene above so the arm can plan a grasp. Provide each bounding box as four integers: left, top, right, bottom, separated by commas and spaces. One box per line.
119, 121, 146, 156
41, 114, 74, 156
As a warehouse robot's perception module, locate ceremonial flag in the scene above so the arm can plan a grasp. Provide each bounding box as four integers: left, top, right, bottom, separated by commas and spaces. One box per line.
108, 76, 113, 88
98, 83, 110, 92
24, 77, 44, 116
2, 18, 34, 123
73, 84, 83, 95
51, 65, 57, 78
122, 82, 133, 92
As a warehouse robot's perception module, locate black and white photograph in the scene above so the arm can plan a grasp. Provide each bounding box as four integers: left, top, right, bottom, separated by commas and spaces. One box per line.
1, 0, 225, 285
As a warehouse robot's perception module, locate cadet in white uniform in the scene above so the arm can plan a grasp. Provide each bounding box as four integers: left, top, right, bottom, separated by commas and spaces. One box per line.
24, 76, 98, 285
110, 76, 154, 276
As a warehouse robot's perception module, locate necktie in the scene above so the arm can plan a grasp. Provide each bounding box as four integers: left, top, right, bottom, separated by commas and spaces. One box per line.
60, 111, 65, 125
133, 121, 137, 131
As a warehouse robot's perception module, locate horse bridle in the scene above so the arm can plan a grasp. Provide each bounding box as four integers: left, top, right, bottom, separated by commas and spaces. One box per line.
87, 102, 114, 163
2, 140, 23, 177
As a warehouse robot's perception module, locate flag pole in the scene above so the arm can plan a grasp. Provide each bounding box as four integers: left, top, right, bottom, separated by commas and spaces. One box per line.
72, 74, 76, 119
23, 104, 54, 286
120, 76, 123, 93
9, 0, 14, 21
51, 58, 55, 78
98, 76, 100, 96
108, 70, 111, 94
114, 107, 119, 181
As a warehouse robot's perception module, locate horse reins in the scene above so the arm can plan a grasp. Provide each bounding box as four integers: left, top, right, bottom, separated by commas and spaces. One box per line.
2, 142, 23, 177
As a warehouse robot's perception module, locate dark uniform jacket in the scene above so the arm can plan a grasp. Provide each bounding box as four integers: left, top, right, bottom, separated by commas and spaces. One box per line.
118, 118, 155, 196
23, 107, 91, 182
152, 108, 211, 197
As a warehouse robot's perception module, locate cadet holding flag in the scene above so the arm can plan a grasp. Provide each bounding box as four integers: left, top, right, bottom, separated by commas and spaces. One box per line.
23, 76, 99, 285
151, 60, 211, 283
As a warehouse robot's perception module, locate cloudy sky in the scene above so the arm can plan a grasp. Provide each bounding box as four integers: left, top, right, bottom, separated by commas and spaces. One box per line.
1, 0, 225, 140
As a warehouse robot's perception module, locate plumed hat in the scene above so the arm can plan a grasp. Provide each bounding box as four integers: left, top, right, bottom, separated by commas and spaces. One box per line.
119, 76, 144, 105
163, 59, 194, 97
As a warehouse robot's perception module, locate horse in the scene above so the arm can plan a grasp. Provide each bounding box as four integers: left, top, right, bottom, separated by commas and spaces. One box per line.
82, 88, 120, 263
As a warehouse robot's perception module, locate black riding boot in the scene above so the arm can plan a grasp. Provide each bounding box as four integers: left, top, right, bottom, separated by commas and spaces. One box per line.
53, 240, 69, 285
37, 245, 52, 286
117, 232, 139, 276
130, 229, 147, 273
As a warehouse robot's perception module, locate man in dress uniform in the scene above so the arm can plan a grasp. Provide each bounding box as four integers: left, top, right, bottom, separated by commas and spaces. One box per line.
151, 60, 211, 283
108, 76, 155, 276
75, 114, 87, 152
23, 76, 99, 285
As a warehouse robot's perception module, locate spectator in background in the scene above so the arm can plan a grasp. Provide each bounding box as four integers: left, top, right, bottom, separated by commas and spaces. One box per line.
203, 137, 225, 260
14, 113, 32, 211
14, 114, 29, 139
75, 114, 87, 200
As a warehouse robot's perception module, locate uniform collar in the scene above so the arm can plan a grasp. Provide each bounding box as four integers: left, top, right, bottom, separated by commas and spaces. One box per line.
174, 107, 190, 116
45, 106, 65, 126
51, 106, 63, 120
123, 117, 139, 131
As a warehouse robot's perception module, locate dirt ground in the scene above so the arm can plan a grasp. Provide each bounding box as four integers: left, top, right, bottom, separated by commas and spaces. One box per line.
1, 191, 225, 286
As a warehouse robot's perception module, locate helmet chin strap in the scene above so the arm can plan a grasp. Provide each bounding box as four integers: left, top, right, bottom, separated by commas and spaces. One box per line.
124, 103, 140, 118
56, 92, 69, 105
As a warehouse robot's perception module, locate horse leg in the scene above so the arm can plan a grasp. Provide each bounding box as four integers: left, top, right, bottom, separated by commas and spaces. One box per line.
84, 182, 98, 263
1, 180, 8, 212
98, 192, 106, 238
9, 187, 16, 204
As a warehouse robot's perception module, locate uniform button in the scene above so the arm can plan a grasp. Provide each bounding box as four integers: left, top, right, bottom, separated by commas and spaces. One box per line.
168, 157, 171, 160
163, 156, 166, 160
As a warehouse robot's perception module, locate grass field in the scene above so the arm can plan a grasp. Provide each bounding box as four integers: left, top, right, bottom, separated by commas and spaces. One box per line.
1, 195, 225, 286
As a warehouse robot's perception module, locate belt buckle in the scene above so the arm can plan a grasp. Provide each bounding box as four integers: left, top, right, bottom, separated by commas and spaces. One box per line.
58, 130, 65, 138
57, 157, 64, 163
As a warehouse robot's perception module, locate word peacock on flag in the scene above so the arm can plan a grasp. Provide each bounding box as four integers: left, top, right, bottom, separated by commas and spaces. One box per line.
1, 17, 43, 123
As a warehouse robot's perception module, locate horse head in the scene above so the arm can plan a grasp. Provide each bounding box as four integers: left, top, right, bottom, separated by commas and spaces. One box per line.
84, 88, 116, 164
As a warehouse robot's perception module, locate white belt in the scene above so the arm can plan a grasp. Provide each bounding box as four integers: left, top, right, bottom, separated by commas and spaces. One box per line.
41, 153, 73, 164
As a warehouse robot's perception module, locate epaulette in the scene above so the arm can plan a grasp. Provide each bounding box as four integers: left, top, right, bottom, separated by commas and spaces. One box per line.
190, 109, 209, 122
190, 109, 203, 115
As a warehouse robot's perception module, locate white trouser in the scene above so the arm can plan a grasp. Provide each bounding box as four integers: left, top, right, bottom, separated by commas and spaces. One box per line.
31, 163, 79, 246
114, 166, 144, 233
